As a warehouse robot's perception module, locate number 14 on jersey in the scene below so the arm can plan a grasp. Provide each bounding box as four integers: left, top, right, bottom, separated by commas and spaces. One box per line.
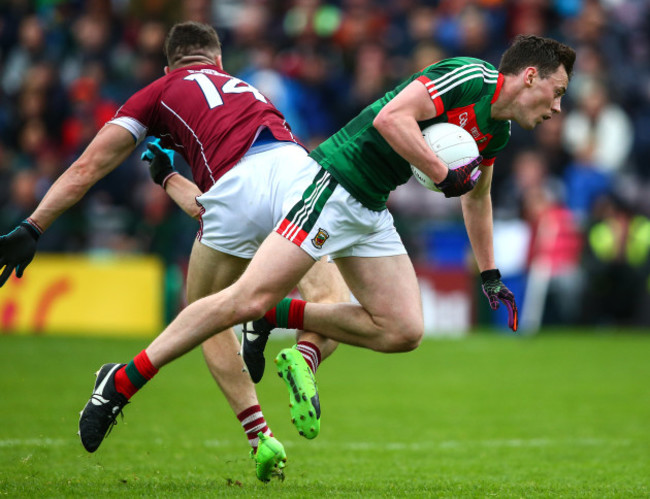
184, 71, 267, 109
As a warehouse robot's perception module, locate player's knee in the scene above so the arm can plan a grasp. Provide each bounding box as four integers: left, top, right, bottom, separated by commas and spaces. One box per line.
245, 292, 281, 322
379, 321, 423, 352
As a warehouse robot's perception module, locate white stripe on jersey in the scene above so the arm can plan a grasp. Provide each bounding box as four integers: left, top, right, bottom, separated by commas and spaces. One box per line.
424, 64, 498, 101
428, 63, 499, 89
285, 171, 331, 241
281, 171, 332, 241
161, 100, 216, 185
108, 116, 147, 145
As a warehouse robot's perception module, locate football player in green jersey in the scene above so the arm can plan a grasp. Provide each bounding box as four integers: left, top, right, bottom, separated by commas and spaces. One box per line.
72, 34, 575, 448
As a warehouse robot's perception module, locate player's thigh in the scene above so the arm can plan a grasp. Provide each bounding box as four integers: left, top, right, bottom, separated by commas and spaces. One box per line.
335, 254, 423, 333
186, 239, 251, 303
229, 232, 317, 316
297, 256, 350, 304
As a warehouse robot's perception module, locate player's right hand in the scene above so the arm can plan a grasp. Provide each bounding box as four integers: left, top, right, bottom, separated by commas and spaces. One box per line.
141, 138, 177, 187
0, 221, 41, 287
434, 155, 483, 198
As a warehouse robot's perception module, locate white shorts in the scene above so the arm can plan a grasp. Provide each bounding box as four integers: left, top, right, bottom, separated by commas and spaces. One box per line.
275, 163, 407, 260
196, 143, 319, 258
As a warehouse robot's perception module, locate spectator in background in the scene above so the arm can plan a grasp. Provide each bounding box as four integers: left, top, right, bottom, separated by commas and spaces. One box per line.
411, 40, 447, 73
59, 13, 113, 88
507, 0, 552, 39
225, 1, 273, 76
520, 184, 584, 331
495, 148, 565, 220
342, 41, 394, 120
332, 0, 388, 53
533, 113, 571, 178
563, 78, 633, 175
562, 78, 634, 225
1, 14, 48, 96
581, 192, 650, 326
238, 44, 310, 141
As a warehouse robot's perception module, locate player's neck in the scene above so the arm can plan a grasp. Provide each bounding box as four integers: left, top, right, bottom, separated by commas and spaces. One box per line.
173, 55, 220, 70
490, 73, 520, 121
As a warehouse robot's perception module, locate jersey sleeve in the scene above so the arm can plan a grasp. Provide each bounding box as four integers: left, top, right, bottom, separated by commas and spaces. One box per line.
416, 60, 498, 117
107, 81, 163, 145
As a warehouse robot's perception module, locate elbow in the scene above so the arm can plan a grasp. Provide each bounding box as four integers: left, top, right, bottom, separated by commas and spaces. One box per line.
372, 109, 393, 136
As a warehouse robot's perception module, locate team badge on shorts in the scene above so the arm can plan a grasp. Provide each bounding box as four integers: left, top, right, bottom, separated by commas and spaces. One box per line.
311, 228, 329, 249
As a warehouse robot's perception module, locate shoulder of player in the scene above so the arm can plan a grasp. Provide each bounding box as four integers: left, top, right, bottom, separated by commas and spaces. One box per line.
417, 57, 499, 97
420, 56, 496, 76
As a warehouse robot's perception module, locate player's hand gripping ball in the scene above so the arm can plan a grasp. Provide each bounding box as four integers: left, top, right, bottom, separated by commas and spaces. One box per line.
411, 123, 482, 197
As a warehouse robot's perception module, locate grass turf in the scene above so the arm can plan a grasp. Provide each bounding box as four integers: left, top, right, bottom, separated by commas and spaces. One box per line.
0, 331, 649, 497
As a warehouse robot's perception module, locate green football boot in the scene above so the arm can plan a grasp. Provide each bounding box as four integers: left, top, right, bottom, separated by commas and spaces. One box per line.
275, 346, 320, 439
251, 432, 286, 483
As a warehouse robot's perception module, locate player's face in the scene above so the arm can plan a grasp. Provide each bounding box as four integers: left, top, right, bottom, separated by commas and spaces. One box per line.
517, 66, 569, 130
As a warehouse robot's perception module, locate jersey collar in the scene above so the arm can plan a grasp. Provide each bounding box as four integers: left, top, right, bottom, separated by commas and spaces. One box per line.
491, 73, 505, 104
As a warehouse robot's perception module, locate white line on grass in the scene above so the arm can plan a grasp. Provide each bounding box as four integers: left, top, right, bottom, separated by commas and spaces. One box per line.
203, 437, 631, 450
0, 437, 631, 450
0, 438, 68, 447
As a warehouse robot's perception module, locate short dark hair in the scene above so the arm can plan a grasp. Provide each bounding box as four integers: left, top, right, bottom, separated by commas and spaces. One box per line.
164, 21, 222, 67
499, 34, 576, 80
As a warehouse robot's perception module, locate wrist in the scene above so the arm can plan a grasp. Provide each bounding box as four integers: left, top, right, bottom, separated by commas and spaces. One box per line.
161, 171, 179, 190
431, 158, 450, 184
20, 219, 42, 241
480, 268, 501, 283
434, 168, 452, 188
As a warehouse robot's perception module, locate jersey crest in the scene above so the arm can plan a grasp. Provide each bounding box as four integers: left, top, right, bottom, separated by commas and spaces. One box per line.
311, 228, 330, 249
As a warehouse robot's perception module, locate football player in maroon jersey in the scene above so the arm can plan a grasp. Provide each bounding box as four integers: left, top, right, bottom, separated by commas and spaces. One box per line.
0, 21, 348, 481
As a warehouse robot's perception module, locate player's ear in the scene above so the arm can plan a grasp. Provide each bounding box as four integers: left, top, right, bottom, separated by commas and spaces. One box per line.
524, 67, 537, 87
164, 66, 170, 75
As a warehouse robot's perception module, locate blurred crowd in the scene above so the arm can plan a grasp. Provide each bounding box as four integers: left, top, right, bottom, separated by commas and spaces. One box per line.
1, 0, 650, 328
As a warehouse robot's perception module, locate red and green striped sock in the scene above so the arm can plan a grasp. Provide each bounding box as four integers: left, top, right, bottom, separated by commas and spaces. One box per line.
264, 298, 306, 329
114, 350, 159, 399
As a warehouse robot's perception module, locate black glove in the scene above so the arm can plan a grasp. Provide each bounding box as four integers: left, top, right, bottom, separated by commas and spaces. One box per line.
0, 220, 41, 287
434, 155, 483, 198
141, 138, 176, 186
481, 269, 518, 332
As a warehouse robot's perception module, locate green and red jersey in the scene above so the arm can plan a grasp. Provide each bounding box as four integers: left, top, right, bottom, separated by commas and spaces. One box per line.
310, 57, 511, 211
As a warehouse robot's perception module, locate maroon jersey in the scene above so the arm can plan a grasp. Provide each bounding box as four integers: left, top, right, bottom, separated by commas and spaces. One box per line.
108, 64, 304, 191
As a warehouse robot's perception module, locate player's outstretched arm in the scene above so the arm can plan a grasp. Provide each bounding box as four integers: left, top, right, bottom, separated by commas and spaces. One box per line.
460, 165, 518, 332
0, 124, 136, 286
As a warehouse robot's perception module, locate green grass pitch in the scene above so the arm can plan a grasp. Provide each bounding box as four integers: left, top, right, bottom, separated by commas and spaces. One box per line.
1, 331, 649, 497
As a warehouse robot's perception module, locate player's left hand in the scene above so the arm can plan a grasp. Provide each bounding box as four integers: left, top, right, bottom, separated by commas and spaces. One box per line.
434, 155, 483, 198
0, 221, 41, 287
141, 138, 177, 187
481, 268, 518, 332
